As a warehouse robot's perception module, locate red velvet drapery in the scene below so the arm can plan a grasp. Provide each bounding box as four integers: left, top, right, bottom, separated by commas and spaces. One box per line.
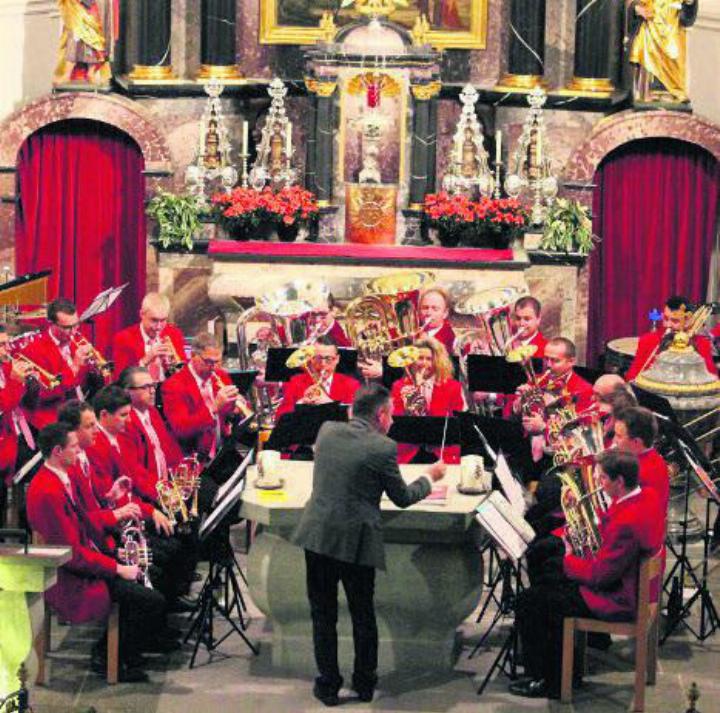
587, 138, 719, 367
14, 119, 146, 351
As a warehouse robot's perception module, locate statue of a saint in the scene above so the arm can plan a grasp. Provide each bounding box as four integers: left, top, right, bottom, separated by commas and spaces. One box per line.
54, 0, 116, 86
269, 123, 285, 176
627, 0, 698, 104
203, 118, 221, 170
460, 127, 477, 179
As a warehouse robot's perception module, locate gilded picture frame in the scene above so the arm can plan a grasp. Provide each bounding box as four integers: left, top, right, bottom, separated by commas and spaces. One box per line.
259, 0, 488, 50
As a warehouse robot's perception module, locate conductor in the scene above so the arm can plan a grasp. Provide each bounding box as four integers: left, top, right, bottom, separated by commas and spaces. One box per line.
292, 383, 445, 706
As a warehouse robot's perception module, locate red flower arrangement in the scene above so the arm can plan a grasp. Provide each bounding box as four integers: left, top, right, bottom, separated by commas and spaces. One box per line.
212, 185, 319, 241
423, 192, 528, 248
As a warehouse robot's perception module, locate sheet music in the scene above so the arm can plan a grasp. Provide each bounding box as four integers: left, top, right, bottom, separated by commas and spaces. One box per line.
494, 451, 526, 515
213, 449, 254, 506
80, 283, 128, 322
474, 502, 527, 563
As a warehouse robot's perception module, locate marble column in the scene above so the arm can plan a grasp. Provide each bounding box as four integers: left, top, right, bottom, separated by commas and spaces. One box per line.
498, 0, 546, 89
404, 81, 441, 246
303, 79, 318, 195
313, 80, 338, 242
197, 0, 243, 80
129, 0, 176, 80
565, 0, 620, 94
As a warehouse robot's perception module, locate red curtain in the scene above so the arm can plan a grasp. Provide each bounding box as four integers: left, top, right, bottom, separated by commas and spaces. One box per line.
587, 138, 719, 366
14, 119, 146, 351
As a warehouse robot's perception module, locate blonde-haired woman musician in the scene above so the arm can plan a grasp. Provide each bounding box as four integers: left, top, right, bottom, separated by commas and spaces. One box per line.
390, 337, 466, 463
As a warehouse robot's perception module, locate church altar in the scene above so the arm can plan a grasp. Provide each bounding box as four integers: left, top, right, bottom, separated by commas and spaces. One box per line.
240, 461, 484, 674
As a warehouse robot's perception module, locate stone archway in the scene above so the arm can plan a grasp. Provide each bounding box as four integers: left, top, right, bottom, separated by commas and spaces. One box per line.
0, 91, 172, 172
563, 108, 720, 187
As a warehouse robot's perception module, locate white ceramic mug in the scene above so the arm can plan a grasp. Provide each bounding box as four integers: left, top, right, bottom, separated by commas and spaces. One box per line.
460, 455, 491, 491
257, 450, 281, 485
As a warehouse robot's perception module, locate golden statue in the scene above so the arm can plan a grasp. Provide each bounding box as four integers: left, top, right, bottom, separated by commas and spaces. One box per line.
627, 0, 698, 104
460, 127, 477, 179
203, 118, 221, 169
54, 0, 115, 86
269, 123, 285, 176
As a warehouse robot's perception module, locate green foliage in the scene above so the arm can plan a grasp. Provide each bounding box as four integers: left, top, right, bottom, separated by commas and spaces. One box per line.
146, 191, 203, 251
540, 198, 598, 256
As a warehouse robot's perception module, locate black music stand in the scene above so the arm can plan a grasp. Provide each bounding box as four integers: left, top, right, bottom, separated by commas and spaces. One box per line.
631, 385, 678, 423
185, 451, 259, 669
265, 347, 358, 381
466, 355, 543, 394
264, 402, 349, 451
656, 416, 720, 643
574, 365, 603, 385
456, 412, 534, 483
387, 415, 460, 463
225, 369, 258, 393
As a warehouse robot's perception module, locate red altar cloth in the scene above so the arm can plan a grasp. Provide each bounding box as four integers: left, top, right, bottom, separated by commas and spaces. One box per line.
207, 241, 515, 264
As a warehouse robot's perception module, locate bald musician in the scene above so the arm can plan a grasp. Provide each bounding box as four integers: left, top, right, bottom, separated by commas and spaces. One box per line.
111, 292, 186, 382
418, 287, 456, 354
625, 295, 717, 381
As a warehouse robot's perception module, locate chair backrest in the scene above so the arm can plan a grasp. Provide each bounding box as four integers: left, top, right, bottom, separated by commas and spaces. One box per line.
634, 550, 662, 631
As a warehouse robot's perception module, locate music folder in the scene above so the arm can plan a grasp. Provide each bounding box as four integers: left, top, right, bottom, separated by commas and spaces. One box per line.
264, 401, 349, 450
265, 347, 358, 382
466, 354, 543, 394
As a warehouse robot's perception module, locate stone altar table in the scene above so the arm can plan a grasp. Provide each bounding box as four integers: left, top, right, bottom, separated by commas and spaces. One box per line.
240, 461, 484, 674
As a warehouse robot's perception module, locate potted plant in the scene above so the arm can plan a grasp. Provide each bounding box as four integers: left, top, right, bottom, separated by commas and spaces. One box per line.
146, 190, 204, 251
211, 185, 319, 242
423, 192, 527, 248
539, 198, 597, 255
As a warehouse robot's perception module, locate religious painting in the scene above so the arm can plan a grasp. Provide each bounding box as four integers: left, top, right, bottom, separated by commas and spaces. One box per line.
259, 0, 488, 49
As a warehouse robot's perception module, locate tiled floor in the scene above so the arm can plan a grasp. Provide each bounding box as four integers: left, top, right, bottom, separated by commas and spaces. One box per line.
30, 542, 720, 713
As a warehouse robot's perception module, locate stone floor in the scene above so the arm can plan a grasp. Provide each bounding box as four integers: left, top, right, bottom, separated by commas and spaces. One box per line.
30, 538, 720, 713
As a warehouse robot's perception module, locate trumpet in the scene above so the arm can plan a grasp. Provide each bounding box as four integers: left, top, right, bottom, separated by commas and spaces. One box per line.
72, 335, 113, 374
117, 520, 153, 588
5, 353, 63, 389
161, 336, 185, 375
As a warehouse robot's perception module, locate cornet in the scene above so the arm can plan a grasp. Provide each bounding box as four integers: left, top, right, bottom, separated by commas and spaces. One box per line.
72, 335, 113, 374
212, 371, 256, 421
6, 353, 63, 389
161, 336, 185, 375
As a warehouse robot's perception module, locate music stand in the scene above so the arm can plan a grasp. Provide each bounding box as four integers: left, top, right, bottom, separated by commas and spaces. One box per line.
387, 415, 460, 462
574, 365, 603, 385
466, 355, 543, 394
264, 347, 358, 382
631, 385, 677, 423
225, 369, 258, 394
185, 454, 259, 668
456, 412, 534, 482
264, 402, 348, 451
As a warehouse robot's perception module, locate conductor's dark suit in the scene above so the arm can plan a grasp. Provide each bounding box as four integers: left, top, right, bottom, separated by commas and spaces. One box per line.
292, 417, 431, 697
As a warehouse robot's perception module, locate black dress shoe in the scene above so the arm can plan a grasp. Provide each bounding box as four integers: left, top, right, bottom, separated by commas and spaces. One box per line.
353, 687, 374, 702
508, 678, 551, 698
169, 595, 199, 614
312, 683, 340, 707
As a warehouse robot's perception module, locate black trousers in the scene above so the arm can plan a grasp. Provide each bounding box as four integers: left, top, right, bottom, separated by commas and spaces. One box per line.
107, 577, 166, 659
516, 581, 593, 693
304, 550, 378, 694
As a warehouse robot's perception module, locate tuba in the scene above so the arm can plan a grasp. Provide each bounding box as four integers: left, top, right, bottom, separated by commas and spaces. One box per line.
345, 271, 434, 361
558, 458, 606, 558
454, 285, 527, 357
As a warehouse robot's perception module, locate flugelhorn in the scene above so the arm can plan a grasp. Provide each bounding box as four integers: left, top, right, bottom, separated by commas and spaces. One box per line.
285, 345, 331, 400
117, 520, 153, 588
72, 335, 113, 374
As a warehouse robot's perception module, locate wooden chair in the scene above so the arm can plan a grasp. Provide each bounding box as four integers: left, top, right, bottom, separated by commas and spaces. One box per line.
561, 551, 662, 711
32, 531, 120, 685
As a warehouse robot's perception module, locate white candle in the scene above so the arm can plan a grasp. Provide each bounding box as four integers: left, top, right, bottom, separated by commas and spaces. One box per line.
286, 122, 292, 156
536, 132, 543, 166
241, 121, 249, 156
495, 129, 502, 163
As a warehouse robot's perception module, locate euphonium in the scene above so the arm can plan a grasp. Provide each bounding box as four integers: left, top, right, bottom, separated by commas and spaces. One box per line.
72, 335, 113, 374
117, 521, 153, 588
